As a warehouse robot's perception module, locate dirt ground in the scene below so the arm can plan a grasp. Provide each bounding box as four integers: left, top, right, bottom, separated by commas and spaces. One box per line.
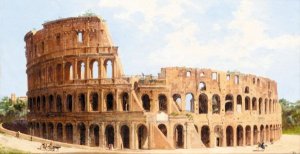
0, 133, 299, 154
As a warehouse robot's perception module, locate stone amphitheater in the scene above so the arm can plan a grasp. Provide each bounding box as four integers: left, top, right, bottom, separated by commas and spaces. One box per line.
25, 16, 282, 150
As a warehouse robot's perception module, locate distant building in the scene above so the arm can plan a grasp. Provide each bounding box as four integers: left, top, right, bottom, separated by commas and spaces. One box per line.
10, 93, 27, 104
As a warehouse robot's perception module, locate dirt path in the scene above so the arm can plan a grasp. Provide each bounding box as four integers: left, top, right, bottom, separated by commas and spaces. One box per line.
0, 132, 299, 153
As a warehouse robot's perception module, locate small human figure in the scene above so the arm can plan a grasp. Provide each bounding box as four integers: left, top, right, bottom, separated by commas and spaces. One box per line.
16, 131, 20, 138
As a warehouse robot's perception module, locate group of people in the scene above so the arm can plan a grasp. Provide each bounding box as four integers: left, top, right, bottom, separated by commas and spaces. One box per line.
39, 142, 61, 151
257, 142, 267, 150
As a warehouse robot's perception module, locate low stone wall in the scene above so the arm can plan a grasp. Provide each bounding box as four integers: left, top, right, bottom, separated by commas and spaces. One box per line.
0, 123, 102, 150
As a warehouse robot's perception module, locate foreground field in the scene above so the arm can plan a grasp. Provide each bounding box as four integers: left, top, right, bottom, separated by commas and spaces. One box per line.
0, 133, 299, 154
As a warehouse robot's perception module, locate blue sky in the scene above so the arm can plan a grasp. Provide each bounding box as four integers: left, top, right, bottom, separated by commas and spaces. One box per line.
0, 0, 299, 102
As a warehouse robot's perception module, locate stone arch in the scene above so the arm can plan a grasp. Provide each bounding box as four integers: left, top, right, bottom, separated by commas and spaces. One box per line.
260, 125, 264, 142
79, 93, 86, 111
245, 125, 251, 146
237, 125, 243, 146
56, 95, 62, 112
226, 126, 234, 147
214, 125, 223, 147
237, 95, 242, 113
65, 123, 73, 143
138, 124, 148, 149
91, 92, 98, 111
37, 96, 41, 111
121, 92, 129, 111
78, 122, 86, 145
185, 93, 194, 112
199, 93, 208, 114
201, 125, 210, 147
212, 94, 220, 114
174, 124, 184, 148
245, 86, 249, 93
89, 124, 99, 147
48, 95, 54, 112
48, 122, 54, 140
259, 98, 263, 114
173, 94, 182, 111
142, 94, 151, 111
106, 93, 114, 111
199, 82, 206, 90
158, 124, 167, 137
42, 123, 47, 139
245, 96, 250, 111
65, 62, 73, 81
56, 64, 63, 82
253, 125, 258, 145
158, 94, 167, 112
57, 123, 63, 141
120, 125, 130, 149
225, 94, 234, 113
42, 95, 46, 112
105, 124, 114, 147
90, 60, 99, 79
77, 61, 85, 79
252, 97, 257, 111
66, 94, 73, 112
104, 59, 113, 78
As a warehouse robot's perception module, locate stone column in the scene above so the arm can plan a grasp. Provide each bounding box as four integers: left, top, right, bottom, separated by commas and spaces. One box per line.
87, 91, 90, 112
85, 58, 90, 79
74, 59, 78, 80
222, 127, 226, 147
62, 123, 66, 143
100, 89, 104, 112
243, 127, 246, 146
115, 122, 120, 149
130, 123, 135, 149
210, 127, 215, 148
87, 122, 90, 146
100, 123, 105, 149
233, 126, 237, 147
73, 123, 78, 144
53, 122, 57, 141
115, 89, 119, 111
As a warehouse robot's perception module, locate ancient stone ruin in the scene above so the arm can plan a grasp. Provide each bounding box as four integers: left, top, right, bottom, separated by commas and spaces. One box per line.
25, 16, 282, 149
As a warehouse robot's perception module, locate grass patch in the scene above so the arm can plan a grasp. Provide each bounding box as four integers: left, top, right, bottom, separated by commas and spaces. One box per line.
283, 126, 300, 135
0, 144, 28, 154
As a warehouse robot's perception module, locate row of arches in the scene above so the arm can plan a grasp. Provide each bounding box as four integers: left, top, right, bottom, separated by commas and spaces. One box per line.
29, 122, 148, 149
28, 92, 129, 113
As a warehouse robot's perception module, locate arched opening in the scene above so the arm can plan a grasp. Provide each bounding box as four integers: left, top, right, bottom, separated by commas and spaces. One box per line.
226, 126, 233, 146
122, 93, 129, 111
199, 82, 206, 90
66, 123, 73, 143
186, 71, 191, 77
35, 123, 40, 137
91, 93, 98, 111
77, 61, 85, 79
42, 96, 46, 112
174, 125, 184, 148
90, 60, 99, 79
79, 93, 85, 111
138, 125, 148, 149
185, 93, 194, 112
65, 62, 73, 81
214, 125, 223, 147
199, 93, 208, 114
246, 125, 251, 146
172, 94, 182, 111
245, 86, 249, 93
225, 94, 234, 113
56, 64, 63, 83
269, 99, 272, 114
245, 96, 250, 111
253, 125, 258, 145
106, 93, 114, 111
265, 99, 268, 114
48, 95, 54, 112
89, 124, 99, 147
201, 125, 210, 147
104, 60, 113, 78
121, 125, 130, 149
259, 98, 263, 114
56, 95, 62, 112
237, 95, 242, 113
78, 123, 86, 145
57, 123, 63, 141
158, 94, 167, 112
142, 94, 150, 111
48, 67, 54, 82
212, 94, 220, 114
37, 96, 41, 111
105, 125, 114, 148
42, 123, 47, 139
237, 125, 243, 146
48, 123, 54, 140
252, 97, 257, 111
260, 125, 264, 142
66, 94, 72, 112
158, 124, 167, 137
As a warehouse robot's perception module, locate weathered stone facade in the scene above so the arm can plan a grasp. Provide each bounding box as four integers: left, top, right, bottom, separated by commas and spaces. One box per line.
25, 16, 282, 150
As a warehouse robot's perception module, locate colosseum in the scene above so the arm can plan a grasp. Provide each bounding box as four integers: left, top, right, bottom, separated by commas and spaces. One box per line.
25, 16, 282, 150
